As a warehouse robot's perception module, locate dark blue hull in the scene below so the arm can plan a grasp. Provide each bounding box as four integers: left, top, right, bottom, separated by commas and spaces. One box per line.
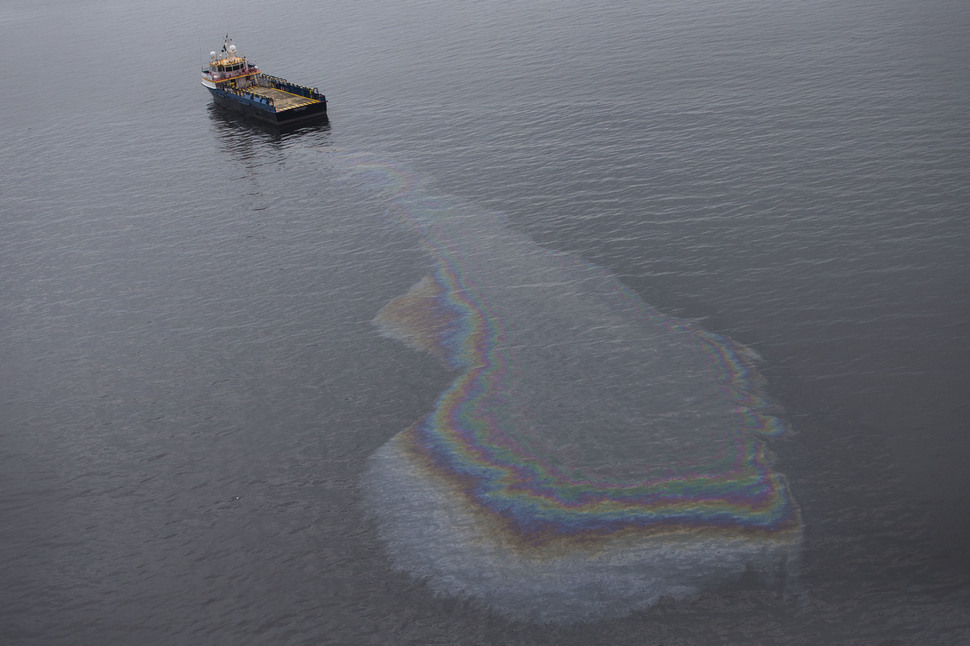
207, 87, 327, 126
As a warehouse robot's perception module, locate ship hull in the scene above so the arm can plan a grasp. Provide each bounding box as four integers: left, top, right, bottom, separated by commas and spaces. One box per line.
206, 86, 327, 126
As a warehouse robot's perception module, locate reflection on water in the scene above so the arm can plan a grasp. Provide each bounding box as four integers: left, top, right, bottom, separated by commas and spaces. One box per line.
206, 103, 331, 160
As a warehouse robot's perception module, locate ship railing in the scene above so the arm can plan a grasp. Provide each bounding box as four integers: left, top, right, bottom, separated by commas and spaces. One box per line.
258, 74, 325, 101
221, 85, 275, 108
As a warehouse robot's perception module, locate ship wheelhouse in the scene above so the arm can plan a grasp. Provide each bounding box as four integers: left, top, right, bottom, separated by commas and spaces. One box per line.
203, 38, 260, 86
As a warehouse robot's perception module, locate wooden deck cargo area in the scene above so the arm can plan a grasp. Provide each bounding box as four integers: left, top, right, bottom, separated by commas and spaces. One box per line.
246, 86, 319, 111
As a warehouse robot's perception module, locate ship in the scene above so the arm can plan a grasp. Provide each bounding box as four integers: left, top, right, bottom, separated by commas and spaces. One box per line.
201, 36, 327, 125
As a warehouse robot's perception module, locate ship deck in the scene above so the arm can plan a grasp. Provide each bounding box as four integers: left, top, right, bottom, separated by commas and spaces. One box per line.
247, 86, 319, 111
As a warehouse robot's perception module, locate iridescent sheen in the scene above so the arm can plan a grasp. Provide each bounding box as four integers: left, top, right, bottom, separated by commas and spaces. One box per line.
342, 154, 802, 622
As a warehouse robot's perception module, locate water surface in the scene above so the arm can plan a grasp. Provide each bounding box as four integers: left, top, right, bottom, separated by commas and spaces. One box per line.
1, 0, 968, 643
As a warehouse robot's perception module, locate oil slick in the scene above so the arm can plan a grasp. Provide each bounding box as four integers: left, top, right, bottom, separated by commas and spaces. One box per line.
340, 153, 802, 623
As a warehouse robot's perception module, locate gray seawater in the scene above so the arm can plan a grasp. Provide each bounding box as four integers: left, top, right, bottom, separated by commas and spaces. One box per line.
2, 0, 968, 643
